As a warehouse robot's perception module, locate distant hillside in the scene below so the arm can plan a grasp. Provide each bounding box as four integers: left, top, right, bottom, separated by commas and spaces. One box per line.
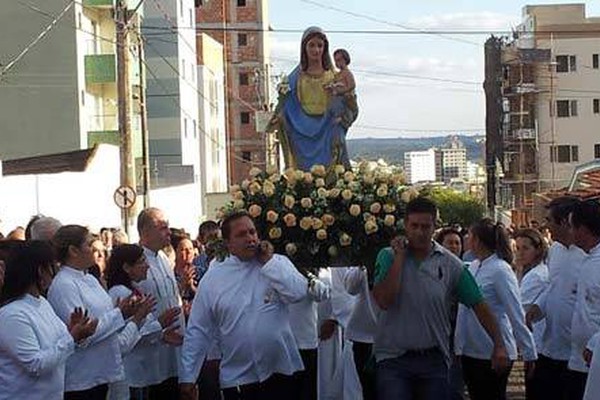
347, 135, 484, 166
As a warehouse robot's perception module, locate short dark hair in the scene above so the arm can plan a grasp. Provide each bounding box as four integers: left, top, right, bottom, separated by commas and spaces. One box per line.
221, 211, 251, 240
333, 49, 351, 65
570, 200, 600, 237
435, 227, 464, 251
0, 241, 56, 304
25, 214, 43, 240
53, 225, 90, 264
405, 197, 438, 221
546, 196, 580, 224
198, 220, 219, 238
105, 244, 144, 290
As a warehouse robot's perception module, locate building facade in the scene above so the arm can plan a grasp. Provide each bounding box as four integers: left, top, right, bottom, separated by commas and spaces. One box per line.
196, 0, 271, 185
439, 136, 468, 183
0, 0, 143, 161
404, 149, 439, 184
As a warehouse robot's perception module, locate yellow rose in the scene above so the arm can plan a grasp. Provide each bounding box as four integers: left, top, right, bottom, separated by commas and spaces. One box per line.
295, 170, 305, 181
303, 172, 314, 184
284, 195, 296, 209
233, 199, 245, 209
300, 217, 313, 231
266, 210, 279, 223
322, 214, 335, 227
317, 187, 329, 199
232, 191, 244, 200
248, 181, 262, 195
263, 181, 275, 197
215, 209, 225, 220
268, 173, 282, 183
316, 229, 328, 240
283, 213, 297, 227
349, 182, 361, 192
248, 204, 262, 218
363, 213, 376, 222
249, 167, 262, 178
285, 243, 298, 256
370, 202, 382, 214
310, 164, 327, 177
241, 179, 250, 190
376, 185, 388, 197
283, 168, 297, 184
328, 245, 339, 258
339, 233, 352, 247
383, 203, 396, 213
363, 174, 375, 186
344, 171, 355, 182
365, 220, 379, 235
266, 164, 278, 175
384, 214, 396, 227
341, 189, 353, 201
315, 178, 326, 188
349, 204, 362, 217
334, 164, 346, 175
268, 227, 282, 240
401, 187, 420, 203
230, 184, 241, 193
312, 218, 324, 230
329, 188, 341, 198
301, 197, 313, 209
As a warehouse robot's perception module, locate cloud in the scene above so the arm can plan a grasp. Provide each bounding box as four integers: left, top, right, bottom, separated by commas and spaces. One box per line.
408, 11, 519, 31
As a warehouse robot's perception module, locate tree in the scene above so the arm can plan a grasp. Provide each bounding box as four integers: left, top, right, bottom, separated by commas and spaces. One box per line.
423, 187, 485, 228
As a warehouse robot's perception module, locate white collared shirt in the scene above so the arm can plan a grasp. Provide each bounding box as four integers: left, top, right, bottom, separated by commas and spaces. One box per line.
569, 241, 600, 372
536, 242, 587, 360
455, 254, 537, 361
520, 262, 549, 351
289, 274, 331, 350
47, 266, 126, 391
343, 267, 379, 344
180, 254, 307, 388
132, 247, 184, 385
0, 295, 75, 400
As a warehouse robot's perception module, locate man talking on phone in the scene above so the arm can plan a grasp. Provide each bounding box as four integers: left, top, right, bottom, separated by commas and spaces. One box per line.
372, 197, 508, 400
179, 211, 309, 400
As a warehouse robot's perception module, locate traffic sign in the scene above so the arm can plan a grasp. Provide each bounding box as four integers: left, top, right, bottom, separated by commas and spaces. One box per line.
114, 185, 136, 209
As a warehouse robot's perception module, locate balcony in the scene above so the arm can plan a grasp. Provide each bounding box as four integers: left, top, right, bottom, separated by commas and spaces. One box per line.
85, 54, 116, 85
83, 0, 114, 7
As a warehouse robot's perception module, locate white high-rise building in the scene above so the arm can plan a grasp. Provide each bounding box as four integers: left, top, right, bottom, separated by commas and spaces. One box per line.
404, 149, 438, 184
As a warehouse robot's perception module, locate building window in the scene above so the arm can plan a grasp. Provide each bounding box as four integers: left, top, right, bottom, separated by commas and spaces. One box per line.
81, 90, 85, 105
181, 59, 186, 80
240, 111, 251, 124
595, 144, 600, 159
237, 0, 246, 6
184, 118, 188, 138
550, 145, 579, 163
193, 119, 197, 139
180, 0, 184, 17
242, 151, 251, 161
238, 33, 248, 46
239, 72, 249, 85
556, 55, 577, 72
594, 99, 600, 114
189, 8, 194, 27
556, 100, 577, 118
593, 54, 599, 69
195, 0, 202, 6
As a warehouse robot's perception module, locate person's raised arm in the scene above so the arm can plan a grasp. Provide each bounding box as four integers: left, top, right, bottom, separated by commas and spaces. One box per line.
373, 238, 406, 310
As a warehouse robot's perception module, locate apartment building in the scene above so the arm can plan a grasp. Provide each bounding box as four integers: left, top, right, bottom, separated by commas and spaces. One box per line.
404, 149, 440, 184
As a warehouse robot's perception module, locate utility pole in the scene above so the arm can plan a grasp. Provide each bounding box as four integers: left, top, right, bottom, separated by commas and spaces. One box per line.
138, 29, 151, 208
116, 0, 135, 234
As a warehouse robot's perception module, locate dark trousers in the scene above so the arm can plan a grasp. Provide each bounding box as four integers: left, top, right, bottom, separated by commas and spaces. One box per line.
461, 356, 513, 400
352, 341, 376, 400
292, 349, 317, 400
64, 384, 108, 400
222, 373, 294, 400
148, 377, 179, 400
528, 355, 569, 400
198, 359, 222, 400
566, 370, 588, 400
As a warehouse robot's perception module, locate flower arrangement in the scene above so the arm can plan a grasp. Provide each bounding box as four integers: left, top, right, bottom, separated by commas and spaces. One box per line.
219, 162, 418, 273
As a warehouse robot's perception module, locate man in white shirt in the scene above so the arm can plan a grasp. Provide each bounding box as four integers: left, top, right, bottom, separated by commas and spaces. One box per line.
180, 211, 308, 400
567, 200, 600, 400
135, 207, 183, 399
526, 196, 585, 400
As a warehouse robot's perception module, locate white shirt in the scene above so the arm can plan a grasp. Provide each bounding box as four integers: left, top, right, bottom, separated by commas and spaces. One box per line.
536, 242, 587, 360
455, 254, 537, 361
520, 262, 549, 351
0, 295, 75, 400
318, 267, 357, 330
343, 267, 379, 343
133, 247, 183, 385
180, 254, 307, 388
569, 241, 600, 372
289, 275, 331, 350
47, 266, 126, 391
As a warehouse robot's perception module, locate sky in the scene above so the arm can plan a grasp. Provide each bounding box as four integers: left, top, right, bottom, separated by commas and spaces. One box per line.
267, 0, 600, 139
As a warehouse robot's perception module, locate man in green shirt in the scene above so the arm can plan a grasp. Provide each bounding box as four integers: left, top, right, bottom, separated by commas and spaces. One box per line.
372, 197, 508, 400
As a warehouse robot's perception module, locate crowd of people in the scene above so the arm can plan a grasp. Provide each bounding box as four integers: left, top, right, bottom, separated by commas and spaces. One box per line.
0, 196, 599, 400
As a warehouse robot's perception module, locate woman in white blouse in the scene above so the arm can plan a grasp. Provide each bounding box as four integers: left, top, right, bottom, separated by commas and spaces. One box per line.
0, 241, 97, 400
455, 218, 537, 400
48, 225, 141, 400
514, 228, 549, 400
105, 244, 182, 399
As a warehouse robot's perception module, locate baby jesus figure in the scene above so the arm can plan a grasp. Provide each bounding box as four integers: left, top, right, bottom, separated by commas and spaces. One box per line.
324, 48, 359, 130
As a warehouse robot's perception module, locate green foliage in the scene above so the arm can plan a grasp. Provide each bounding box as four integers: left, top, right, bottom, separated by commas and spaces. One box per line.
421, 187, 485, 228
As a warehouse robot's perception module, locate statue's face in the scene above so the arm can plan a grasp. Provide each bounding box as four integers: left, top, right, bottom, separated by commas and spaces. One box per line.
305, 36, 325, 64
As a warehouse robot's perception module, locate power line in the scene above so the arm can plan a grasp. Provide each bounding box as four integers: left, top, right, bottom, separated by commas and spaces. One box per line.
1, 0, 75, 78
354, 124, 484, 133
